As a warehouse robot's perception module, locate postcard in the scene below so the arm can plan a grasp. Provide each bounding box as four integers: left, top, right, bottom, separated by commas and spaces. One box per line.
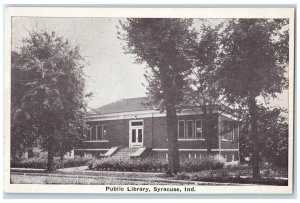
4, 7, 294, 194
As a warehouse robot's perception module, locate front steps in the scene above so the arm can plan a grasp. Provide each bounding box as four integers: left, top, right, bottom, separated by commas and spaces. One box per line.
102, 147, 149, 159
112, 147, 137, 159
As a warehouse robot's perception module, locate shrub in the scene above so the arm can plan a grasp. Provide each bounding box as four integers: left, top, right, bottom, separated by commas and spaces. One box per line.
11, 157, 48, 169
11, 156, 91, 169
174, 170, 288, 186
180, 155, 225, 172
55, 156, 91, 169
89, 156, 168, 172
176, 172, 190, 180
90, 154, 224, 172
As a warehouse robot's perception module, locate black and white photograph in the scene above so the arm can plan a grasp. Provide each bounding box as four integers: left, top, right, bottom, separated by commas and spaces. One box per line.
4, 7, 294, 194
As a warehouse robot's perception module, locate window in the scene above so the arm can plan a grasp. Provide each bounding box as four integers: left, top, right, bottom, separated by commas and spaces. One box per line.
230, 128, 235, 140
186, 120, 193, 138
96, 125, 103, 140
131, 121, 143, 126
178, 120, 185, 139
132, 129, 136, 142
138, 129, 143, 142
91, 126, 97, 140
103, 125, 107, 140
178, 119, 204, 139
195, 120, 203, 139
85, 124, 107, 141
84, 127, 92, 141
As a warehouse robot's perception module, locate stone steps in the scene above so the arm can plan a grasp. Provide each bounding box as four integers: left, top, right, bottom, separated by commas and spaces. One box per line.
111, 147, 138, 159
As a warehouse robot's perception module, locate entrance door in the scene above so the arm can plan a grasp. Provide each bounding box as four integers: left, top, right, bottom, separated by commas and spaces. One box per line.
129, 120, 143, 147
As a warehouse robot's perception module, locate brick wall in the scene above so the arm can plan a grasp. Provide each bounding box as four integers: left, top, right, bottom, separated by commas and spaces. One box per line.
79, 113, 237, 151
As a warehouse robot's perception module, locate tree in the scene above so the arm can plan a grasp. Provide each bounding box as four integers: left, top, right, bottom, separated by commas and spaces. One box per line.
11, 30, 88, 171
119, 19, 196, 174
11, 51, 39, 159
184, 23, 225, 154
239, 106, 288, 168
219, 19, 289, 178
259, 109, 288, 168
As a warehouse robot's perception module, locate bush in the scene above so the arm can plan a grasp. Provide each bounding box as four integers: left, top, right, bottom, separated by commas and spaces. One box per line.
89, 156, 168, 172
90, 154, 225, 173
11, 157, 48, 169
11, 156, 91, 169
174, 170, 288, 186
180, 155, 226, 172
175, 172, 190, 180
55, 156, 91, 169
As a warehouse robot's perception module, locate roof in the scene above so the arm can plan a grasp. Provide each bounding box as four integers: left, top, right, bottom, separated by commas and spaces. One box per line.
89, 97, 240, 119
91, 97, 151, 115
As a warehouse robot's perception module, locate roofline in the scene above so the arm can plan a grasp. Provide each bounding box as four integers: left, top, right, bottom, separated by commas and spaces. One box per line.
87, 109, 153, 116
86, 108, 223, 121
90, 96, 149, 115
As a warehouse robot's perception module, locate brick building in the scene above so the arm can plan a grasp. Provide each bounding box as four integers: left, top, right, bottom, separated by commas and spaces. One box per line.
75, 97, 240, 163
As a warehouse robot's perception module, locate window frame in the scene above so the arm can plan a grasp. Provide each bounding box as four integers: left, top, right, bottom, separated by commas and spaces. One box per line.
96, 125, 103, 141
84, 126, 92, 141
195, 119, 204, 139
186, 120, 194, 139
178, 120, 185, 139
83, 124, 109, 142
91, 125, 97, 141
177, 119, 205, 140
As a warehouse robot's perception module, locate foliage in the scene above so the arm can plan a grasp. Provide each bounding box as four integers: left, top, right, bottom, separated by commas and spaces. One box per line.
218, 19, 289, 178
171, 164, 288, 185
11, 51, 40, 159
11, 156, 91, 169
184, 23, 226, 153
186, 23, 224, 109
219, 19, 288, 101
89, 156, 169, 172
180, 154, 225, 172
239, 107, 288, 167
119, 19, 197, 173
11, 30, 89, 171
118, 19, 196, 108
89, 155, 225, 173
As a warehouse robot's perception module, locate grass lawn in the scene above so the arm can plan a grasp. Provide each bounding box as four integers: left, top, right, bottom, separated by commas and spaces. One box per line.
10, 164, 288, 186
164, 164, 288, 186
10, 174, 193, 185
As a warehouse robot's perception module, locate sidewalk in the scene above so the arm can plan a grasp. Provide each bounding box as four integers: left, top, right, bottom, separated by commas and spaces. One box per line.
11, 166, 286, 185
11, 166, 256, 186
57, 166, 164, 178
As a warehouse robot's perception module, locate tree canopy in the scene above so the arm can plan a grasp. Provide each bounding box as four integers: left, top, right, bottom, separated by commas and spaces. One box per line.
11, 30, 88, 171
219, 19, 289, 178
220, 19, 288, 101
184, 23, 226, 153
119, 19, 196, 173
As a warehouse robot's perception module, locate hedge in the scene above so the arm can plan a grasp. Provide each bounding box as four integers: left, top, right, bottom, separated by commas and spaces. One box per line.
88, 156, 169, 172
89, 155, 225, 172
11, 156, 91, 169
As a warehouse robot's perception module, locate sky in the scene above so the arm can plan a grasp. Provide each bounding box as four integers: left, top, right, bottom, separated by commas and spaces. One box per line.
11, 17, 289, 110
12, 17, 147, 109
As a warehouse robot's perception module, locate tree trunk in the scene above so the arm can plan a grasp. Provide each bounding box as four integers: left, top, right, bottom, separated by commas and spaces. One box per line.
47, 134, 55, 172
203, 111, 216, 155
59, 140, 64, 161
60, 151, 64, 161
204, 115, 213, 155
166, 103, 180, 174
161, 67, 180, 175
248, 96, 261, 179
